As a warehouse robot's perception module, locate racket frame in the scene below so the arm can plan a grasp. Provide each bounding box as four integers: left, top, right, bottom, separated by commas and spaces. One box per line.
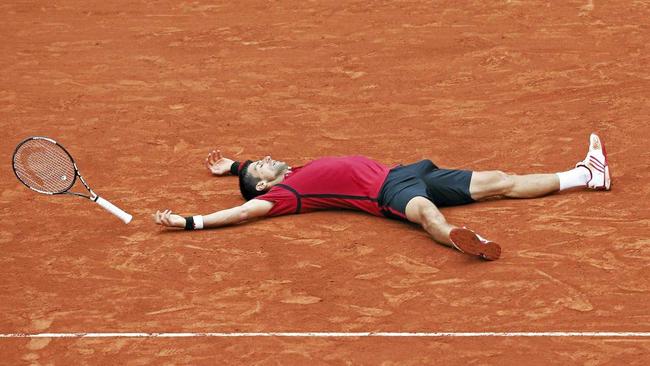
12, 136, 96, 200
12, 136, 132, 223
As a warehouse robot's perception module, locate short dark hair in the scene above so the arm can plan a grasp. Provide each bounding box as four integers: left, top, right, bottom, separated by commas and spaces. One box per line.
238, 161, 266, 200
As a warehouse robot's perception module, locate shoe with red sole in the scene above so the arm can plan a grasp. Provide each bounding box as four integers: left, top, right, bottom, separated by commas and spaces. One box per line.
449, 227, 501, 261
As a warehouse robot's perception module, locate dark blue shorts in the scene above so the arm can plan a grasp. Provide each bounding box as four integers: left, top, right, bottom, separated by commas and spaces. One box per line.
378, 160, 474, 220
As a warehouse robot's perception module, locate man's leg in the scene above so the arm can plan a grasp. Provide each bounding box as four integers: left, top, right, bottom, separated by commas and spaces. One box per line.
469, 168, 595, 200
471, 171, 556, 200
469, 133, 611, 201
405, 196, 456, 247
405, 196, 501, 260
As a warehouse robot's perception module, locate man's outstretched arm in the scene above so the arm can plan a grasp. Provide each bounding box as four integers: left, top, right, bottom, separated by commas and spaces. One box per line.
153, 199, 274, 229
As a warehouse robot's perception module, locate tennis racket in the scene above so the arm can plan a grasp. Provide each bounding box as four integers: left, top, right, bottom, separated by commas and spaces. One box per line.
12, 136, 132, 224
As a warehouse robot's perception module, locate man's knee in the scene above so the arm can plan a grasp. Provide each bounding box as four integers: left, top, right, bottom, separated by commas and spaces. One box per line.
405, 197, 446, 226
492, 170, 515, 194
472, 170, 515, 198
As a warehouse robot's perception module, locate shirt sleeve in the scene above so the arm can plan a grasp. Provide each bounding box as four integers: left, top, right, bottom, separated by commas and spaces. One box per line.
256, 186, 298, 216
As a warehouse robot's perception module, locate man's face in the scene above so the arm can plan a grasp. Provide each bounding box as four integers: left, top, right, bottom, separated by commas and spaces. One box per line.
248, 156, 289, 183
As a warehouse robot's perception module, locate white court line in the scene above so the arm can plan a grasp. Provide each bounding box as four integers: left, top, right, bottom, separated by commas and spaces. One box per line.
1, 332, 650, 338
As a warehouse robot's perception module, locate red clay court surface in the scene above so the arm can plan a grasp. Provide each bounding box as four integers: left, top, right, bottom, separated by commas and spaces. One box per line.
1, 0, 649, 364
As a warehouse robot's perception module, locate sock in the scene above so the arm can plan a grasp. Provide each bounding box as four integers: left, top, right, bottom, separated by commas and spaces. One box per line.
556, 167, 590, 190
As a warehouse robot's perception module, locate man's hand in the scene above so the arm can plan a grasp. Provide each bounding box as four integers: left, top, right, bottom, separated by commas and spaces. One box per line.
206, 149, 234, 176
153, 209, 186, 228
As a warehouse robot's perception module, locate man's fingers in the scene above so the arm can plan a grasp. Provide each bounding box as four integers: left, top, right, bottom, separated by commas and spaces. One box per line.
161, 209, 171, 226
154, 210, 166, 225
154, 210, 178, 227
206, 149, 232, 175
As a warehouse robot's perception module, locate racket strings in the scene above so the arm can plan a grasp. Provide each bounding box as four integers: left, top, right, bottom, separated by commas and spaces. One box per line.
13, 139, 76, 193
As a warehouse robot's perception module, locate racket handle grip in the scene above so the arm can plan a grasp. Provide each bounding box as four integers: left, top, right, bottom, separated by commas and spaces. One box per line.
95, 196, 133, 224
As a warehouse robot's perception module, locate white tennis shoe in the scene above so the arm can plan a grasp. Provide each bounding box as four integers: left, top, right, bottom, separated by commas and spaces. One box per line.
576, 133, 611, 190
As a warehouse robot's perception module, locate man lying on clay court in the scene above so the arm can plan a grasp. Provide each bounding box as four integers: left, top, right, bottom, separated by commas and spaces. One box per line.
153, 133, 611, 260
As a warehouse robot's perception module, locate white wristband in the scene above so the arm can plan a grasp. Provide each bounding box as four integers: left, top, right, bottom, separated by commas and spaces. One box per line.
193, 215, 204, 230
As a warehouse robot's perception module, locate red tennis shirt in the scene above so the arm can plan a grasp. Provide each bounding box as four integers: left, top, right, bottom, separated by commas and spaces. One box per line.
256, 156, 393, 217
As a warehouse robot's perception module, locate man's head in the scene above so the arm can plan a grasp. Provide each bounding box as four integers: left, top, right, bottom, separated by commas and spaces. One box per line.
238, 156, 290, 200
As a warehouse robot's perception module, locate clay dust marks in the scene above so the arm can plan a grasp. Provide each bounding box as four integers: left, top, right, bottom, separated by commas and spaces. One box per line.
146, 306, 196, 316
385, 254, 439, 275
580, 0, 595, 16
273, 235, 326, 247
45, 40, 110, 53
30, 319, 53, 332
535, 270, 594, 312
0, 231, 14, 244
383, 290, 423, 307
280, 294, 322, 305
26, 337, 50, 351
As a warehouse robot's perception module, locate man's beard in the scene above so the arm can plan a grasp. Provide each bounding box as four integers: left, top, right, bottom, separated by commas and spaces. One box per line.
274, 162, 290, 175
